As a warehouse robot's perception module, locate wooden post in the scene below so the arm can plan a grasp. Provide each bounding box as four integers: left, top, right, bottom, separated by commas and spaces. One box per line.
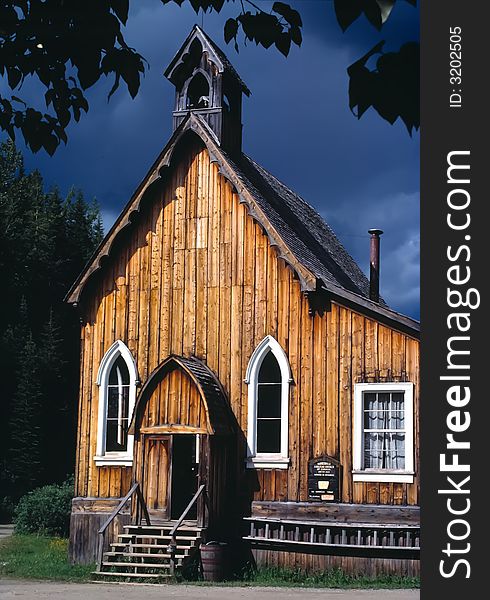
167, 537, 177, 576
136, 483, 151, 525
96, 532, 104, 572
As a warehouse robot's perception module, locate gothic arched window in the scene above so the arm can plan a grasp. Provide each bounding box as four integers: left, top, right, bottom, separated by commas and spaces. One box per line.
245, 336, 291, 469
95, 341, 138, 466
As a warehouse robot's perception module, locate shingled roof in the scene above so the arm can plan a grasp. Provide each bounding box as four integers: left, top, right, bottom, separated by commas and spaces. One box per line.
235, 154, 381, 304
65, 113, 419, 336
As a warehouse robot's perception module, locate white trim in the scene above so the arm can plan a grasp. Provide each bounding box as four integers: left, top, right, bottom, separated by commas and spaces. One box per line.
94, 456, 134, 467
352, 471, 414, 483
353, 382, 414, 483
245, 336, 291, 469
95, 341, 138, 465
246, 457, 290, 470
244, 336, 292, 384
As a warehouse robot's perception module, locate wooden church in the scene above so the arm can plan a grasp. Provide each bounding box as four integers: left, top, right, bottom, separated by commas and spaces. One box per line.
66, 26, 420, 579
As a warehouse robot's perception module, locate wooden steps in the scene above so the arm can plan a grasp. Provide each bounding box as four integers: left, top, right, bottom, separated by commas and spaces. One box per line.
92, 571, 170, 580
124, 524, 204, 534
105, 551, 187, 558
111, 542, 191, 551
101, 561, 172, 569
119, 534, 198, 542
93, 523, 204, 583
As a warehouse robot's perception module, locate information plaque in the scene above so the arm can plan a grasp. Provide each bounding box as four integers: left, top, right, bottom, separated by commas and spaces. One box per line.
307, 456, 341, 502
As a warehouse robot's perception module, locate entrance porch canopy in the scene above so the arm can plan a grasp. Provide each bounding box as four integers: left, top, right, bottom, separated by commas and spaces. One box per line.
128, 355, 234, 436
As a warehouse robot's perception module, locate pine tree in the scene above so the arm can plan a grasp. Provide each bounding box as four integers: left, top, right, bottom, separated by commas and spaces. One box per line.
0, 141, 105, 498
8, 308, 42, 495
38, 309, 68, 483
0, 325, 17, 496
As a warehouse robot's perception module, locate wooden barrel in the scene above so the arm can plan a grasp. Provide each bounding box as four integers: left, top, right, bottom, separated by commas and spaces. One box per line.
200, 542, 227, 581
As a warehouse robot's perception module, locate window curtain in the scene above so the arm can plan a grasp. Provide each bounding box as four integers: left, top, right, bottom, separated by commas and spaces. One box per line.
363, 392, 405, 470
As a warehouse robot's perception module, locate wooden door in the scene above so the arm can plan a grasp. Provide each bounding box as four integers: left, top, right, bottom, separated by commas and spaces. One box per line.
142, 435, 171, 519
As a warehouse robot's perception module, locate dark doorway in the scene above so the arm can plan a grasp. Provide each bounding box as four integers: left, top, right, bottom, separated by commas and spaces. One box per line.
171, 435, 199, 520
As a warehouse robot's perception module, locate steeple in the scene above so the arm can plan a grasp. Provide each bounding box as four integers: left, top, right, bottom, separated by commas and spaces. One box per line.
164, 25, 250, 156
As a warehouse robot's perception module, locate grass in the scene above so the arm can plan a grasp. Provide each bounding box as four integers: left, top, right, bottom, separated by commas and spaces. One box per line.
183, 565, 420, 589
236, 566, 420, 589
0, 534, 419, 588
0, 534, 93, 582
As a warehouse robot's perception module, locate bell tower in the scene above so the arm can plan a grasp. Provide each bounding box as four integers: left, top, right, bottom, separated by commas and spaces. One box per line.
164, 25, 250, 156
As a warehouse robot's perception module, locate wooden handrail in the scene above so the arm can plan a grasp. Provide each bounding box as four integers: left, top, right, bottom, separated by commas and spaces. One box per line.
135, 482, 151, 528
98, 482, 137, 536
166, 484, 206, 576
169, 484, 206, 540
96, 481, 150, 571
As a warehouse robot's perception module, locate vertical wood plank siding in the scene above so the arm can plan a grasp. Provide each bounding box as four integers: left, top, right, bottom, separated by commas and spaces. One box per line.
141, 368, 207, 430
76, 139, 419, 506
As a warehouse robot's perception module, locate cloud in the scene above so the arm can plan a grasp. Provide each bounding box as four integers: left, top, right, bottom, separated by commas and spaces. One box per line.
101, 208, 119, 234
322, 191, 419, 318
383, 232, 420, 314
13, 0, 419, 319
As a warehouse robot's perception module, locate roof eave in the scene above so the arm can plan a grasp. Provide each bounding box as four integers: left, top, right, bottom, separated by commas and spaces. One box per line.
64, 113, 197, 305
320, 282, 420, 338
65, 113, 317, 305
65, 112, 419, 339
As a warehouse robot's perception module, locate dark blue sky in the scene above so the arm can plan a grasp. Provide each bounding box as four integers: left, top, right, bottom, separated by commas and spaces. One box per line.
7, 0, 420, 319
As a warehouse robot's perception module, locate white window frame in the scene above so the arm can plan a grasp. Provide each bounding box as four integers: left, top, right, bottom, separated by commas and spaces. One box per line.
94, 340, 138, 467
245, 336, 292, 469
353, 382, 414, 483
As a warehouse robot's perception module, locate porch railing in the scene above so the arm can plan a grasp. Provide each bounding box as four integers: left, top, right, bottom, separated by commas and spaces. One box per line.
96, 481, 150, 571
243, 516, 420, 558
169, 483, 206, 541
167, 484, 207, 574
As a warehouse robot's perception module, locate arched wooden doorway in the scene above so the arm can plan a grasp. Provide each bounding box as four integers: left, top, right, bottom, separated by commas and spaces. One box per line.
128, 356, 233, 525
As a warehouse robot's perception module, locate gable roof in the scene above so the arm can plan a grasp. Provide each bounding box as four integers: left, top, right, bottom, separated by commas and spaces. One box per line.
237, 154, 377, 303
164, 24, 250, 96
65, 112, 419, 337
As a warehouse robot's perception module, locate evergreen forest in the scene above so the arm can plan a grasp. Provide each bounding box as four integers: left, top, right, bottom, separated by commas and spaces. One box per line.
0, 140, 104, 518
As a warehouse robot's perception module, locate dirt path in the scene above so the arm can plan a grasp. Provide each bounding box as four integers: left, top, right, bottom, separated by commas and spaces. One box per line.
0, 580, 419, 600
0, 526, 14, 542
